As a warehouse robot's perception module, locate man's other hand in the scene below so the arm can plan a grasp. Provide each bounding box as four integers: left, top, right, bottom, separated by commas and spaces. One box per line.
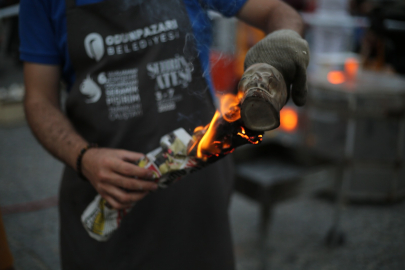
237, 0, 309, 106
244, 29, 310, 106
81, 148, 158, 209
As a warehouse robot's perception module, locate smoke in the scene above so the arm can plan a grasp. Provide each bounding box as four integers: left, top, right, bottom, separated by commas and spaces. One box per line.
177, 111, 204, 127
117, 0, 224, 105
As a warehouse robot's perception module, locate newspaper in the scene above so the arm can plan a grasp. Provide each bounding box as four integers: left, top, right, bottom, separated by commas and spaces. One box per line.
81, 128, 205, 241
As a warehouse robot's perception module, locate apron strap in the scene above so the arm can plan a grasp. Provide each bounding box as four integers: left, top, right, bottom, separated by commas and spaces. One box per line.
65, 0, 76, 9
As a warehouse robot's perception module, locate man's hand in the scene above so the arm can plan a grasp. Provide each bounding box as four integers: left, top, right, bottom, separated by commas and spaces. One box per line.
237, 0, 310, 106
244, 30, 310, 106
82, 148, 158, 209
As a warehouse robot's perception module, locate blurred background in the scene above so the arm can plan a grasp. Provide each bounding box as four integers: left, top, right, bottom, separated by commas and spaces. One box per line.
1, 0, 405, 269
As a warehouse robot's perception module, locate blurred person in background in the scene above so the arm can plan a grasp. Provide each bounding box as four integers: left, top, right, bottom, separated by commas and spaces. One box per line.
0, 210, 14, 270
19, 0, 309, 269
367, 1, 405, 74
350, 0, 405, 74
0, 0, 20, 62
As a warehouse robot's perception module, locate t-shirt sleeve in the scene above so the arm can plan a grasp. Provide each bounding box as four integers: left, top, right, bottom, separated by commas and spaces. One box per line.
19, 0, 61, 64
201, 0, 249, 17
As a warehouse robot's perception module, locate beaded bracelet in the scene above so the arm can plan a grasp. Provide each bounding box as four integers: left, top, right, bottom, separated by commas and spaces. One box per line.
76, 143, 98, 180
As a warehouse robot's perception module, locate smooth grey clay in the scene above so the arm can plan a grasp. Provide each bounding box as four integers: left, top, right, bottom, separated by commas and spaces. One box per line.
238, 63, 287, 131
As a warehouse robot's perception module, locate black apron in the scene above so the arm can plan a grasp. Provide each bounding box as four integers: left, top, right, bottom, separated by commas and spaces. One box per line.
59, 0, 235, 269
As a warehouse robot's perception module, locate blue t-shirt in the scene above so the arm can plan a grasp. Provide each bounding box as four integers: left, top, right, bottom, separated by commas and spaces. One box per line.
19, 0, 247, 91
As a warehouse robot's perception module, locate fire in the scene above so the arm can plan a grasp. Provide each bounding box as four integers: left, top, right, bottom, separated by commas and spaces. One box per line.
219, 94, 241, 122
189, 91, 264, 161
196, 111, 222, 159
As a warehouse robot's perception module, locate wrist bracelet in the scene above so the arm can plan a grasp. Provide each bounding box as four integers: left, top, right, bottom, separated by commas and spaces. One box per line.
76, 143, 98, 180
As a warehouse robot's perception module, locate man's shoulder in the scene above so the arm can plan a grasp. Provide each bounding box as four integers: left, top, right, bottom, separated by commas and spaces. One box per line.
191, 0, 248, 17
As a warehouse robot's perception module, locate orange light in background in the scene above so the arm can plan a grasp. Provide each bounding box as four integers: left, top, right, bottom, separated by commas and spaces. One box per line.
327, 71, 346, 85
280, 107, 298, 132
344, 58, 359, 80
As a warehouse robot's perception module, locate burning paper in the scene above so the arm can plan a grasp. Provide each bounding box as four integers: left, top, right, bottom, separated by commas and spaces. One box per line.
137, 128, 202, 188
82, 91, 264, 241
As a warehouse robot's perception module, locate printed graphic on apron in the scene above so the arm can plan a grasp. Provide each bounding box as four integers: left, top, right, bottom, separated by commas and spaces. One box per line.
79, 69, 143, 120
63, 0, 231, 265
147, 54, 192, 113
102, 69, 143, 120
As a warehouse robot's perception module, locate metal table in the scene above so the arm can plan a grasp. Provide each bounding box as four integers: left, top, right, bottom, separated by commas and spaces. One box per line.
233, 142, 330, 269
307, 69, 405, 245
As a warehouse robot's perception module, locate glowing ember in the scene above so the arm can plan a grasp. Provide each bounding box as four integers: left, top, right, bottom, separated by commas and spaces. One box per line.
237, 127, 262, 145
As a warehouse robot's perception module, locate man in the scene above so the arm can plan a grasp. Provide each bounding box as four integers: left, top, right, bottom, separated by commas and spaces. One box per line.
19, 0, 309, 269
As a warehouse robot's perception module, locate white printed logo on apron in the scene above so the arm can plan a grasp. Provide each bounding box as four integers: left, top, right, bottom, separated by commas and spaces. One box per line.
80, 75, 102, 103
82, 20, 180, 59
84, 33, 105, 61
147, 55, 192, 113
105, 20, 180, 56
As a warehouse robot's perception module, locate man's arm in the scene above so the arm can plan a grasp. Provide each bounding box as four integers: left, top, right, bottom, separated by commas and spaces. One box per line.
236, 0, 304, 36
24, 63, 158, 209
24, 63, 87, 168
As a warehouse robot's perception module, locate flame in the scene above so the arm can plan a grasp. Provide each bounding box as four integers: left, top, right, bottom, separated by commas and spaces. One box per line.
237, 90, 244, 100
280, 107, 298, 132
190, 91, 262, 161
219, 94, 241, 122
196, 111, 222, 159
327, 71, 346, 85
